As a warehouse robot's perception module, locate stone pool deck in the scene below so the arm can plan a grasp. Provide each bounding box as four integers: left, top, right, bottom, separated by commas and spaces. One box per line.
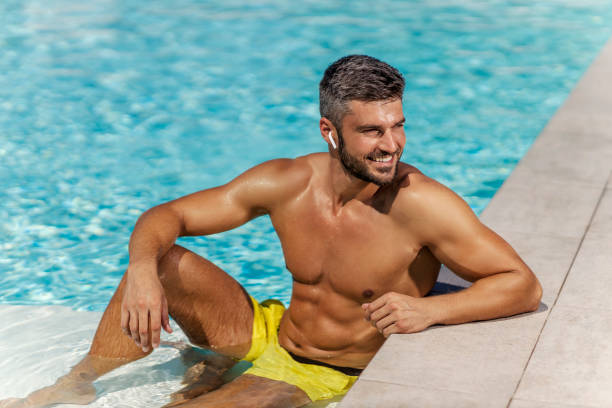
339, 37, 612, 407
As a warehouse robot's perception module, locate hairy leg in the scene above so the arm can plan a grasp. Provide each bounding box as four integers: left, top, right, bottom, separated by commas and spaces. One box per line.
154, 245, 254, 358
170, 375, 311, 408
164, 343, 238, 408
0, 245, 254, 408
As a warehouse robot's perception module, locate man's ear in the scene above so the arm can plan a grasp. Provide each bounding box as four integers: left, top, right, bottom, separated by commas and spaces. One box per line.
319, 118, 338, 150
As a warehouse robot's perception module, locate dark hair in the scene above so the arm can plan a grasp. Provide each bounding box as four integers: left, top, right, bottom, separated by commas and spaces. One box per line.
319, 55, 405, 130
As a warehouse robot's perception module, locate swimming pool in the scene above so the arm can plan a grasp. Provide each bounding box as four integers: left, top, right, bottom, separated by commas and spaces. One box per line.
1, 0, 611, 312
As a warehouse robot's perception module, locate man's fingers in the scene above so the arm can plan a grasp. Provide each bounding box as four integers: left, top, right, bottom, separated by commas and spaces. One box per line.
369, 305, 392, 324
382, 323, 400, 338
374, 313, 396, 332
139, 310, 150, 351
162, 298, 173, 334
129, 311, 139, 345
121, 308, 130, 336
364, 292, 395, 314
150, 308, 162, 349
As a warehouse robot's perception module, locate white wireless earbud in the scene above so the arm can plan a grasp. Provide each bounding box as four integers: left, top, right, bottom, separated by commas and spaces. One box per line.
327, 131, 337, 149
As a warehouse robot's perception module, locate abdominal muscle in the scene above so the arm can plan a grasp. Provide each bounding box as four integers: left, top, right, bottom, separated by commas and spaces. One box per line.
277, 287, 386, 369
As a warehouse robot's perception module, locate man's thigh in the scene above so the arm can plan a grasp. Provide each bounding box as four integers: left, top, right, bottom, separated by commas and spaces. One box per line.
159, 245, 254, 359
169, 374, 310, 408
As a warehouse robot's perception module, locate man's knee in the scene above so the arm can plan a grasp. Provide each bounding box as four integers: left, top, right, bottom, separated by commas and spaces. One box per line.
160, 244, 189, 267
158, 244, 189, 280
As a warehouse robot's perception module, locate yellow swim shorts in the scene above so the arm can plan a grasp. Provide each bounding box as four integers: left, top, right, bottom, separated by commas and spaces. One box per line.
242, 297, 359, 402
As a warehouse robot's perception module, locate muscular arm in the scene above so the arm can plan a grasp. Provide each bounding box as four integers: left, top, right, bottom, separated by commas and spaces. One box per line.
128, 164, 277, 266
364, 176, 542, 336
123, 158, 302, 350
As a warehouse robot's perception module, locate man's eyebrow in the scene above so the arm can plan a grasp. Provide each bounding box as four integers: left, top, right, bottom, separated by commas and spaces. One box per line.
355, 124, 382, 131
355, 118, 405, 131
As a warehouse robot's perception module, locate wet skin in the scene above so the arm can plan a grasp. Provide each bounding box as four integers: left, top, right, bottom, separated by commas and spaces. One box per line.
0, 99, 542, 408
118, 98, 540, 366
115, 98, 540, 370
273, 156, 442, 368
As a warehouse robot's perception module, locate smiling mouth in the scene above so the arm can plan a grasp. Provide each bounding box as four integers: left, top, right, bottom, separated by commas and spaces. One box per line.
367, 153, 394, 163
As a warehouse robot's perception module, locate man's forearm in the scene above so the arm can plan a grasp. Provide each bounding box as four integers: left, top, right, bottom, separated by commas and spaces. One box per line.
427, 270, 542, 326
122, 204, 179, 351
128, 204, 183, 271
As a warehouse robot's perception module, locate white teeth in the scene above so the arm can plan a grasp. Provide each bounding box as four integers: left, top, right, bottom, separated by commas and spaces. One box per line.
373, 156, 392, 163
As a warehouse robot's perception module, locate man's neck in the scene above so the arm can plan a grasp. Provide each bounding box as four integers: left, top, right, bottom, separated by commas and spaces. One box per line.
327, 154, 379, 211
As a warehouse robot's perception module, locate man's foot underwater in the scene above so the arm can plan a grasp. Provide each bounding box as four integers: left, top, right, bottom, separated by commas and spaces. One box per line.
0, 341, 235, 408
0, 377, 96, 408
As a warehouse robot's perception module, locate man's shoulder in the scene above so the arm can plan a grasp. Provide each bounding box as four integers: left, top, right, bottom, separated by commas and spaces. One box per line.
237, 154, 319, 202
394, 163, 443, 196
250, 154, 319, 182
392, 163, 479, 242
393, 163, 469, 218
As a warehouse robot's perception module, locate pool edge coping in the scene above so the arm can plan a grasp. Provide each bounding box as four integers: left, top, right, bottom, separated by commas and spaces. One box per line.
339, 34, 612, 408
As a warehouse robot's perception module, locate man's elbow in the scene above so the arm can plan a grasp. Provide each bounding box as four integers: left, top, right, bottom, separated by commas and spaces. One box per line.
136, 204, 184, 234
522, 271, 543, 312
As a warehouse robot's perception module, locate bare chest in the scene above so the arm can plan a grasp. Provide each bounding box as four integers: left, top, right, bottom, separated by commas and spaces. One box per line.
271, 197, 422, 302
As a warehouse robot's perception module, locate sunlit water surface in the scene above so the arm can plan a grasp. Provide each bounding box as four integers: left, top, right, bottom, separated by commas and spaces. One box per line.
1, 0, 611, 310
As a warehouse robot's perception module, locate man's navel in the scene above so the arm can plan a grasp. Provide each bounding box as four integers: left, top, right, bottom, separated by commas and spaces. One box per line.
362, 289, 374, 299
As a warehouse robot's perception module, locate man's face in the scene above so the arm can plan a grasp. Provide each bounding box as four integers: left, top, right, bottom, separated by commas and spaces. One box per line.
337, 99, 406, 186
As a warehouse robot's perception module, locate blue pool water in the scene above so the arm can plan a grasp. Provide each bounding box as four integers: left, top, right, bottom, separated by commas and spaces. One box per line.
1, 0, 611, 310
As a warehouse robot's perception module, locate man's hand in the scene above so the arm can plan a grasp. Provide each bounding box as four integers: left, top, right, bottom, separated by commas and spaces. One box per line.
121, 264, 173, 352
362, 292, 437, 338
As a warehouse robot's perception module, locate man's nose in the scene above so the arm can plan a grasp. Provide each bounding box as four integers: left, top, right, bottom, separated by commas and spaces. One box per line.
379, 129, 399, 153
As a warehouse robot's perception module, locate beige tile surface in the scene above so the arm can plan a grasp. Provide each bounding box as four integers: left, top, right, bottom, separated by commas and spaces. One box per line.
514, 305, 612, 407
554, 191, 612, 311
339, 379, 508, 408
542, 105, 612, 141
480, 179, 601, 238
587, 182, 612, 236
510, 128, 612, 187
358, 310, 547, 399
561, 69, 612, 116
509, 398, 601, 408
558, 41, 612, 116
560, 79, 612, 116
490, 230, 580, 305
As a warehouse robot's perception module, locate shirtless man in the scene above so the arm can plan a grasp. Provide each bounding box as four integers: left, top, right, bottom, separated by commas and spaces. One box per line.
1, 55, 542, 408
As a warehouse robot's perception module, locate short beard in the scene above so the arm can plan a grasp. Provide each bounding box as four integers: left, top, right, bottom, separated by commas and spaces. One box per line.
337, 129, 399, 186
